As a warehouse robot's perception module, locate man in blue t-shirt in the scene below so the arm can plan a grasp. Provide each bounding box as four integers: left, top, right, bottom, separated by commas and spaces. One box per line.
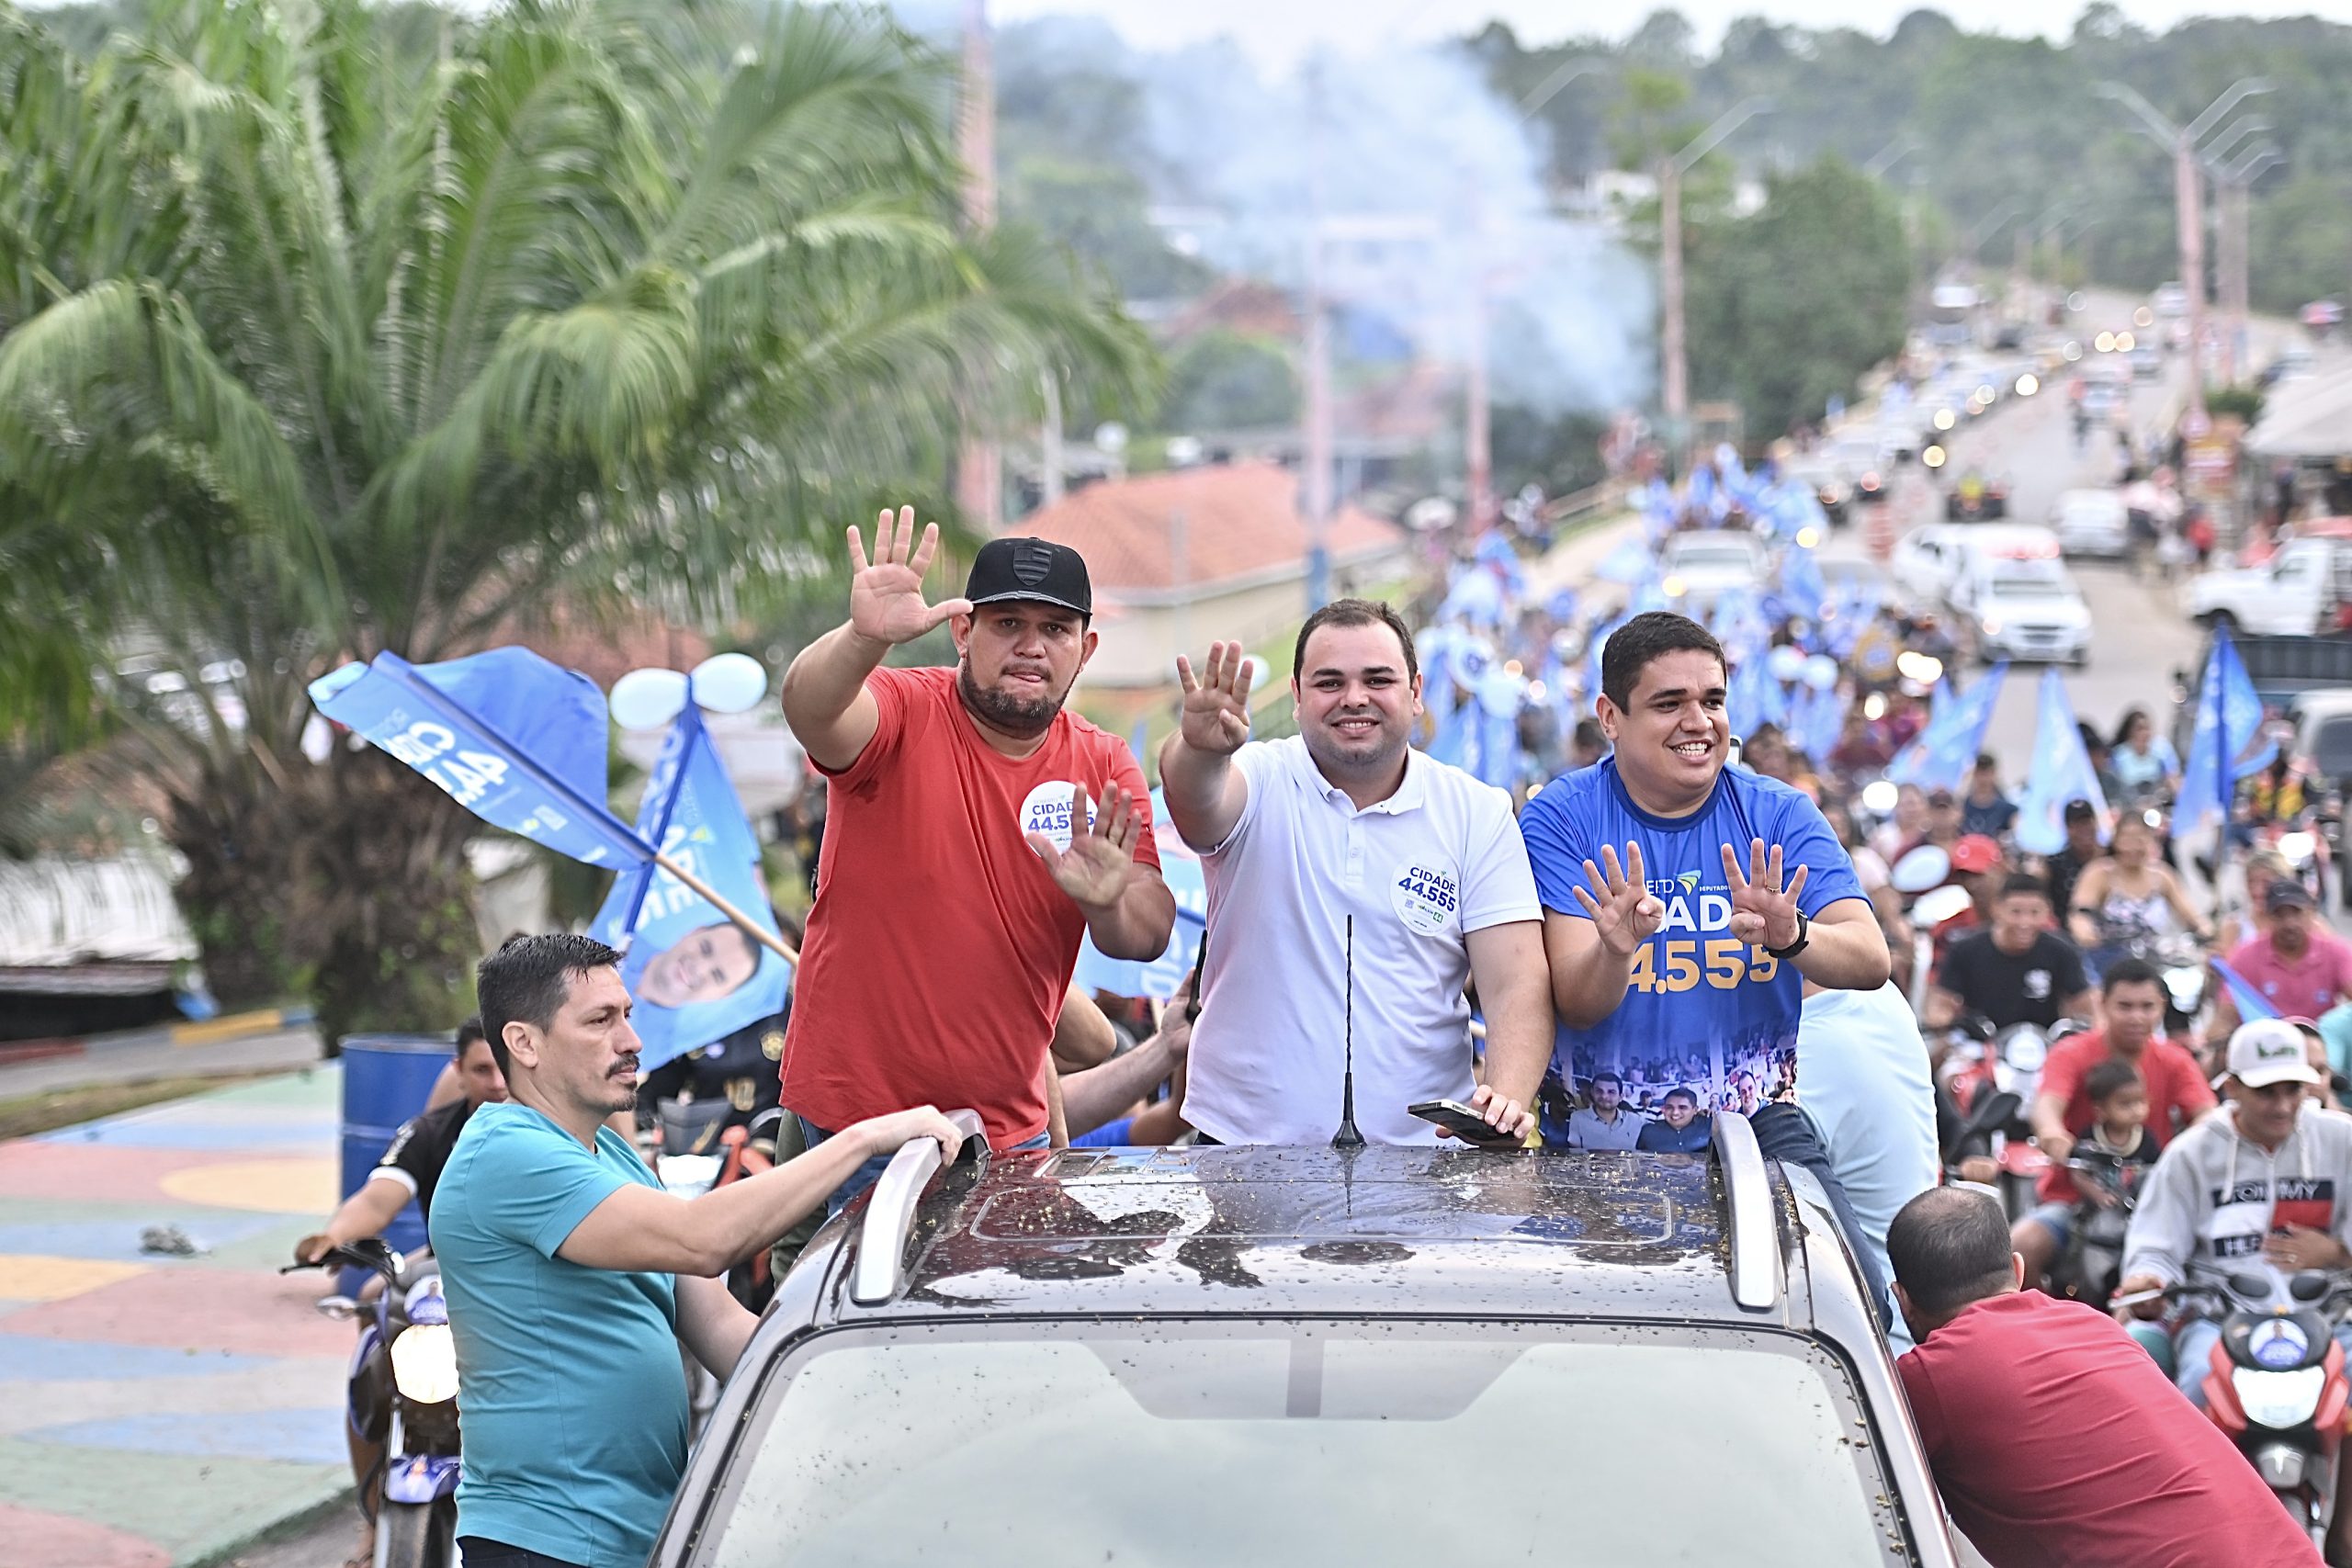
1521, 612, 1894, 1312
433, 934, 961, 1568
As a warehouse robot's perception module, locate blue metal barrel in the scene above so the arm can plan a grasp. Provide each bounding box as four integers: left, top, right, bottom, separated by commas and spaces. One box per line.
339, 1033, 452, 1256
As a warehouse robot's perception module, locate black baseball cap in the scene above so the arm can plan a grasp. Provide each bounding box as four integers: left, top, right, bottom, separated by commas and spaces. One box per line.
966, 536, 1091, 618
2267, 878, 2318, 913
2064, 798, 2098, 822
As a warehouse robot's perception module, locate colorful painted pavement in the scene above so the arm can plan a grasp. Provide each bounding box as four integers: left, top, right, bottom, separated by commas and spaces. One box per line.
0, 1069, 356, 1567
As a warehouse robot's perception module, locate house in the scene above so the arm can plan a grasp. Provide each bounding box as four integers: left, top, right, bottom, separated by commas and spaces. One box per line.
1011, 462, 1408, 693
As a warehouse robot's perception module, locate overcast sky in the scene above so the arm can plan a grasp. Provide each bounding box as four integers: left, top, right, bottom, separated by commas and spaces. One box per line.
990, 0, 2346, 68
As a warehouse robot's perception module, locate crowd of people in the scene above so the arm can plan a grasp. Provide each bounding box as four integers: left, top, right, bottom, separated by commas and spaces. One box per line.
300, 491, 2352, 1568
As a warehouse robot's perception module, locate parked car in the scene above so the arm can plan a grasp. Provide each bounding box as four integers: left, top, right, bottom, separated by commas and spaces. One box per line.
1660, 529, 1770, 612
2190, 532, 2352, 637
646, 1121, 1960, 1568
1893, 524, 1969, 603
2052, 489, 2130, 558
1951, 555, 2092, 666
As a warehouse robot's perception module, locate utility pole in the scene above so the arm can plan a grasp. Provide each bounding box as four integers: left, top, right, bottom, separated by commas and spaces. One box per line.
955, 0, 1001, 529
2093, 77, 2274, 425
1660, 98, 1770, 434
1303, 63, 1333, 610
2210, 144, 2283, 386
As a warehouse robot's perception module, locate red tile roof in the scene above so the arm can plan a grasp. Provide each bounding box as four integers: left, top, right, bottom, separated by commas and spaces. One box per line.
1011, 463, 1403, 599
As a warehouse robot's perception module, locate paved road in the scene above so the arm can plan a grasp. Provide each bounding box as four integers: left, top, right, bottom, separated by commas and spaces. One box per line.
1821, 292, 2300, 775
0, 1026, 323, 1102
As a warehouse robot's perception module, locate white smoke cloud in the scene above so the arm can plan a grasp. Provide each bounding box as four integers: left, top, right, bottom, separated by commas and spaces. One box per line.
898, 6, 1657, 414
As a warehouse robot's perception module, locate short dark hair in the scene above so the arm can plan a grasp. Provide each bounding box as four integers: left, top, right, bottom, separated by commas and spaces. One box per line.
1888, 1187, 2016, 1317
1573, 718, 1605, 752
1589, 1070, 1624, 1090
1998, 873, 2048, 902
1662, 1086, 1698, 1106
1600, 612, 1726, 710
1293, 598, 1416, 684
1974, 750, 1997, 771
476, 933, 624, 1074
455, 1016, 487, 1055
2085, 1059, 2143, 1106
2099, 955, 2164, 998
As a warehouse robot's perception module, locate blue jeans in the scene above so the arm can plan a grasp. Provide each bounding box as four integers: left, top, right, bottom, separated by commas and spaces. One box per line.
1750, 1101, 1891, 1337
797, 1116, 1047, 1219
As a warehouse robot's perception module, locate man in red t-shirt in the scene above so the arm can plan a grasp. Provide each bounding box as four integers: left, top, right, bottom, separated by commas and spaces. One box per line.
2012, 957, 2216, 1282
1888, 1187, 2314, 1568
777, 510, 1174, 1195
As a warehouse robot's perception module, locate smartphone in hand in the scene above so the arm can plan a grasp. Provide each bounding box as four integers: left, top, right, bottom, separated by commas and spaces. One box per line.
1408, 1099, 1523, 1149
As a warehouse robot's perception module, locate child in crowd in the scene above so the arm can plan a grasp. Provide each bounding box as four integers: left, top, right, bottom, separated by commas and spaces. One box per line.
2072, 1060, 2159, 1207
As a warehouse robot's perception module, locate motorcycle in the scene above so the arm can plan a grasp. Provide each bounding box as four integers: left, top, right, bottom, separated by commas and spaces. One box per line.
2122, 931, 2211, 1040
285, 1239, 459, 1568
2137, 1270, 2352, 1548
2045, 1150, 2147, 1310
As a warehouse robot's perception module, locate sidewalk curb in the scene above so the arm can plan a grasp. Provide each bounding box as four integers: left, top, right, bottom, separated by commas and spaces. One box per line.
0, 1005, 315, 1067
186, 1482, 356, 1568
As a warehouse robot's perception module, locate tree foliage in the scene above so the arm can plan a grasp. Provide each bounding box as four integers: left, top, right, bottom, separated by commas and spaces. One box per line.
1479, 8, 2352, 314
1684, 157, 1912, 438
0, 0, 1149, 1038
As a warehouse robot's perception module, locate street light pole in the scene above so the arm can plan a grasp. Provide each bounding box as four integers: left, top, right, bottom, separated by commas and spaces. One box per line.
954, 0, 1001, 528
1660, 98, 1770, 430
2092, 77, 2274, 424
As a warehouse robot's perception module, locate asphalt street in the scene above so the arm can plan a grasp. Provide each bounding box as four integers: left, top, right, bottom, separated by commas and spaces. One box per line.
1816, 298, 2222, 770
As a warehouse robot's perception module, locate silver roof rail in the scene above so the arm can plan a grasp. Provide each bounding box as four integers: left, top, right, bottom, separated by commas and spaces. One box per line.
850, 1109, 987, 1307
1711, 1110, 1781, 1313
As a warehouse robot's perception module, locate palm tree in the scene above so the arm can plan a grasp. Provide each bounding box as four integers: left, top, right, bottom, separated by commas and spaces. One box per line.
0, 0, 1150, 1040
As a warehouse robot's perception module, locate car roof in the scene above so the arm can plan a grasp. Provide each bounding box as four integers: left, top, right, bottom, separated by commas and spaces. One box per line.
781, 1139, 1860, 1332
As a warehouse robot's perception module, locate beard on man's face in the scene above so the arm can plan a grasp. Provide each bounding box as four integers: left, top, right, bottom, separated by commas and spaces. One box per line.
958, 658, 1065, 739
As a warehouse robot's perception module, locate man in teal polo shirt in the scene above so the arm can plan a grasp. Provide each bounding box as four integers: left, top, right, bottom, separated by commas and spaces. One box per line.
433, 933, 960, 1568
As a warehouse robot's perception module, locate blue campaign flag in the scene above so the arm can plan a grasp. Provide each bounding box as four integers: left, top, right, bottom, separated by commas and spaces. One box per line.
2177, 626, 2280, 829
1780, 543, 1827, 624
1792, 681, 1846, 762
2014, 668, 2111, 856
1471, 668, 1524, 789
310, 649, 648, 867
588, 704, 792, 1069
1726, 649, 1787, 739
1886, 664, 2009, 792
1074, 792, 1207, 1000
2211, 956, 2281, 1023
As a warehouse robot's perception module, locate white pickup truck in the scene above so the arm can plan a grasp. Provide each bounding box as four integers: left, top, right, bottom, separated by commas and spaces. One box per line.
2189, 536, 2352, 637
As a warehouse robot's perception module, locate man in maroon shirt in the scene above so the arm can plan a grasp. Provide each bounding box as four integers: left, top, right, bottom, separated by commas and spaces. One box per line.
1887, 1187, 2315, 1568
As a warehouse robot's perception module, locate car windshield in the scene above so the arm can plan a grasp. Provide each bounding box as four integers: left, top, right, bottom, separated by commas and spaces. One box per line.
1987, 572, 2070, 599
697, 1321, 1905, 1568
2314, 716, 2352, 781
1669, 542, 1755, 569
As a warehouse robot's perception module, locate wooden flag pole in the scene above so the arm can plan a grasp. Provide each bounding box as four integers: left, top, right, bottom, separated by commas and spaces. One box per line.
651, 850, 798, 964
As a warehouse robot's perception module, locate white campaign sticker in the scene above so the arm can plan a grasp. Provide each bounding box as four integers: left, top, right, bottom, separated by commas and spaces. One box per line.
1018, 781, 1094, 856
1391, 861, 1459, 937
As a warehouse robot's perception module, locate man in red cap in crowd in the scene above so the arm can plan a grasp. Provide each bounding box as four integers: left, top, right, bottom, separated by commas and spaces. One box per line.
1923, 833, 2004, 979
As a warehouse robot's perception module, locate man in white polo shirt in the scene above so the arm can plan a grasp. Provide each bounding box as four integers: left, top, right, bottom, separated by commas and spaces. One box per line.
1159, 599, 1553, 1145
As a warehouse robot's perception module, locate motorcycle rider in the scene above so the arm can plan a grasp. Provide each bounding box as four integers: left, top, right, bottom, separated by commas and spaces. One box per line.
293, 1019, 506, 1568
2117, 1021, 2352, 1553
1926, 873, 2096, 1032
2015, 959, 2215, 1285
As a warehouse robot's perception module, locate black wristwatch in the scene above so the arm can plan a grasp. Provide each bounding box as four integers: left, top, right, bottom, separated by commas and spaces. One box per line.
1765, 908, 1810, 961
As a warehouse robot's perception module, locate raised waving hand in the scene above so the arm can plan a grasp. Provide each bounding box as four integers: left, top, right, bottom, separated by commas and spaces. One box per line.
1570, 842, 1665, 958
1174, 641, 1255, 755
1029, 783, 1148, 910
1724, 839, 1809, 951
847, 505, 970, 647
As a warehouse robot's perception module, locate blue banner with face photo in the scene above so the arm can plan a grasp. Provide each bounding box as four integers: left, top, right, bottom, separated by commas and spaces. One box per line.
590, 704, 792, 1070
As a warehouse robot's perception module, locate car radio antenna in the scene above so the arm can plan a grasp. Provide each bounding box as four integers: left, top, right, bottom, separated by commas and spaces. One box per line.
1332, 915, 1365, 1149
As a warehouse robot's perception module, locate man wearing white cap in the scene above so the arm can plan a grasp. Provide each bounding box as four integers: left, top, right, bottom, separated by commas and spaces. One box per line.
2118, 1018, 2352, 1416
